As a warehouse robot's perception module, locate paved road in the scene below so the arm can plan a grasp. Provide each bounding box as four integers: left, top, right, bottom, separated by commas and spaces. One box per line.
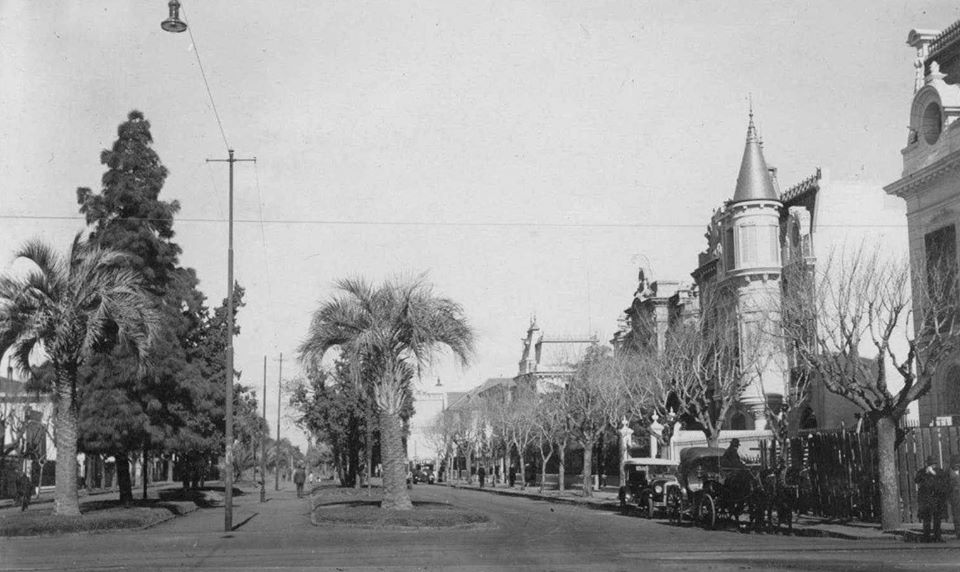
2, 483, 959, 570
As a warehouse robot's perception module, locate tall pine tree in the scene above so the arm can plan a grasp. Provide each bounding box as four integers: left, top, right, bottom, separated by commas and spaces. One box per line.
76, 111, 207, 502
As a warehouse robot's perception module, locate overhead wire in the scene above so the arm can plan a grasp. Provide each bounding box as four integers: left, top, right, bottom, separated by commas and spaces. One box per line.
180, 4, 230, 152
0, 213, 909, 229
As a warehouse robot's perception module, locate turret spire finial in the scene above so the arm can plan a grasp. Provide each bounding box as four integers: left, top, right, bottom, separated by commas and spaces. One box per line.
746, 94, 758, 143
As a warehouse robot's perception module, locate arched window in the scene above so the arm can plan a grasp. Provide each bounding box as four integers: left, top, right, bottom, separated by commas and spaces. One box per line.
730, 412, 748, 430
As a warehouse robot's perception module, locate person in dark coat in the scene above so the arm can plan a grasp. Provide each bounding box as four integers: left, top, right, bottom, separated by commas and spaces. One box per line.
14, 471, 33, 511
508, 465, 516, 488
478, 466, 486, 488
721, 439, 744, 468
293, 465, 306, 498
949, 455, 960, 540
916, 455, 949, 542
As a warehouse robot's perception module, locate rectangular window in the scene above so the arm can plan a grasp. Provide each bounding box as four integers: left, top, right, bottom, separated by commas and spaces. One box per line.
925, 224, 957, 331
739, 225, 758, 266
724, 228, 736, 270
768, 224, 781, 265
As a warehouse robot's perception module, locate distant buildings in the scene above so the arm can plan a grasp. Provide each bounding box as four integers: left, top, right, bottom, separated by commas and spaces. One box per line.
515, 319, 597, 393
0, 373, 55, 498
886, 20, 960, 426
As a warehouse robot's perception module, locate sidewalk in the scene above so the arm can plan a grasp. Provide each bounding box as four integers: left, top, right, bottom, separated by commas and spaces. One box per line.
440, 480, 939, 541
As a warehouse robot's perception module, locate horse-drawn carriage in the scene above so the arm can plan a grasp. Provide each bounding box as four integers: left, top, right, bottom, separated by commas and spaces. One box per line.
666, 446, 765, 529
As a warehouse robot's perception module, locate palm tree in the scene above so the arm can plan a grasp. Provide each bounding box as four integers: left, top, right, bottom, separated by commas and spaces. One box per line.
0, 236, 158, 515
299, 276, 474, 510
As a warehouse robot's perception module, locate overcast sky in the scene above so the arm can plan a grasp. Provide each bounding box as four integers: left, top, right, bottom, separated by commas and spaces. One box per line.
2, 1, 958, 447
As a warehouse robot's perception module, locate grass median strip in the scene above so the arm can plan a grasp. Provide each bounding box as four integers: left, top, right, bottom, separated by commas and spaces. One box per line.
0, 500, 191, 537
311, 486, 491, 529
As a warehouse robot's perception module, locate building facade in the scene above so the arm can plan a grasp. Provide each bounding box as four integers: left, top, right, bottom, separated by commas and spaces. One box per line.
886, 20, 960, 425
620, 113, 906, 437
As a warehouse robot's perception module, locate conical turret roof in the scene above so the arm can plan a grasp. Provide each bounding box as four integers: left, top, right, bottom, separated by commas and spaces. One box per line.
732, 112, 779, 203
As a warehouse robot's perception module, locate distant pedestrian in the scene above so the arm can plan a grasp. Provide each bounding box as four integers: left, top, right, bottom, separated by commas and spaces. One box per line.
508, 465, 516, 488
293, 465, 306, 498
949, 455, 960, 540
478, 466, 486, 488
308, 471, 315, 486
14, 471, 32, 511
916, 456, 949, 542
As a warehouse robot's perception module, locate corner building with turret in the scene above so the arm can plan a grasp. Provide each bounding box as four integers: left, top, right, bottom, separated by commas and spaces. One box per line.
692, 112, 788, 430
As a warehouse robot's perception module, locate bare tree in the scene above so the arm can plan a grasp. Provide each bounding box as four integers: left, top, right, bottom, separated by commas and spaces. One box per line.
656, 285, 770, 448
425, 409, 457, 482
780, 246, 960, 530
561, 345, 630, 496
504, 387, 538, 490
533, 391, 565, 492
448, 402, 482, 484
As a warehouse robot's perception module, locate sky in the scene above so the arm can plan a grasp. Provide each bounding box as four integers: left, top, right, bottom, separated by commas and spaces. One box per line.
2, 1, 958, 449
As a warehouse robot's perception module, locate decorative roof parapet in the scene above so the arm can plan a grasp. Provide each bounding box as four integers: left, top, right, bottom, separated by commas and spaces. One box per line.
928, 19, 960, 60
780, 167, 822, 204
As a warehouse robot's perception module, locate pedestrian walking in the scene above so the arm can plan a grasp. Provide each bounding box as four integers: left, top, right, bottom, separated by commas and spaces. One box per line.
508, 465, 516, 488
478, 466, 486, 488
916, 455, 949, 542
293, 464, 306, 498
308, 471, 315, 486
949, 455, 960, 540
14, 470, 32, 512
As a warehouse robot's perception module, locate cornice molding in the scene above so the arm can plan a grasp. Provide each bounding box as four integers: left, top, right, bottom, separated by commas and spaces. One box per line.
885, 149, 960, 197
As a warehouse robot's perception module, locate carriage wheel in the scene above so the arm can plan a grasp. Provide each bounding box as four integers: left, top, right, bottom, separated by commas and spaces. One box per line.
697, 493, 717, 530
666, 490, 682, 526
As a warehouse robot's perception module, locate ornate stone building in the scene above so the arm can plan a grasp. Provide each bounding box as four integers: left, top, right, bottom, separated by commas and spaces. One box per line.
886, 20, 960, 425
619, 113, 904, 437
691, 111, 790, 430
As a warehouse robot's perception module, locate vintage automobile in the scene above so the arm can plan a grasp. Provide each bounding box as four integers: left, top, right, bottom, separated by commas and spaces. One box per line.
411, 463, 436, 484
618, 457, 679, 518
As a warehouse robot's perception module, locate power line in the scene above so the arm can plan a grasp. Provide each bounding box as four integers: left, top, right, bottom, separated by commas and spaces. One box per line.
180, 4, 230, 151
0, 214, 909, 229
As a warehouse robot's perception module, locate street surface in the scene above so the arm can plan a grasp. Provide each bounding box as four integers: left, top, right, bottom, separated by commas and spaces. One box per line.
2, 483, 959, 571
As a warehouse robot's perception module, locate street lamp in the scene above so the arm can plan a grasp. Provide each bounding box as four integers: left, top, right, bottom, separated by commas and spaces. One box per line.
161, 0, 188, 33
161, 1, 253, 533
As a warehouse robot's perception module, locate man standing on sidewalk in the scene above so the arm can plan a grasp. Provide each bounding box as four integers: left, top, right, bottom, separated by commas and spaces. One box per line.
293, 464, 306, 498
916, 456, 949, 542
949, 455, 960, 539
478, 466, 486, 488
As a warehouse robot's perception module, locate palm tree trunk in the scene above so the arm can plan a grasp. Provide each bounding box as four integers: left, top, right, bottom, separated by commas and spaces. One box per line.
53, 367, 81, 516
379, 408, 413, 510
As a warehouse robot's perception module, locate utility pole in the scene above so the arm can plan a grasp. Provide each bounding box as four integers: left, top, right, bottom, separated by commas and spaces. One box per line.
275, 352, 283, 491
260, 355, 267, 503
206, 149, 255, 533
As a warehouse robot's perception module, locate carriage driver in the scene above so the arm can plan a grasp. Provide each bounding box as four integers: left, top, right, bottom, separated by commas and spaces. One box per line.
721, 439, 745, 468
